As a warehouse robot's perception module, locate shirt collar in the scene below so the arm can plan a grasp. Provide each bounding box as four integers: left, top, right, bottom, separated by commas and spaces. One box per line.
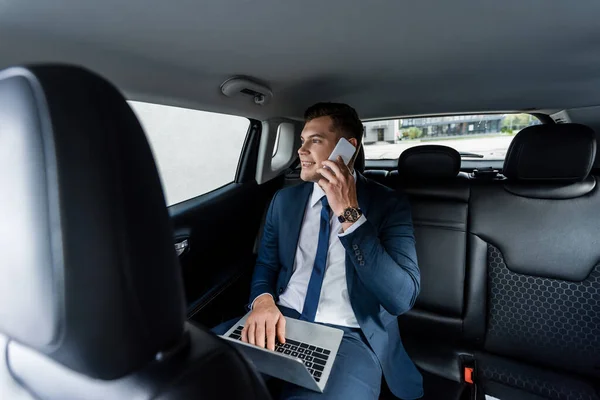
310, 170, 358, 208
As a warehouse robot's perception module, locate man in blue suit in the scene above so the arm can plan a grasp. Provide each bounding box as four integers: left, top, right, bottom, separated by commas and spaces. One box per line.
214, 103, 422, 399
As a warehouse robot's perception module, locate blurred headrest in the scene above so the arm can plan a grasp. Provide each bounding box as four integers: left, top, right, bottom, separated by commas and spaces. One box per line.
398, 145, 460, 179
0, 65, 185, 379
354, 144, 365, 173
503, 124, 596, 182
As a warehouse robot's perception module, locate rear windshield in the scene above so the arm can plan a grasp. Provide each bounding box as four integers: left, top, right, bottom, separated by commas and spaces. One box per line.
363, 113, 540, 160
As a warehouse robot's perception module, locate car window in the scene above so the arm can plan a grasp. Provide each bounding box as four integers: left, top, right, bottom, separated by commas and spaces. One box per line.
362, 113, 540, 160
129, 101, 250, 206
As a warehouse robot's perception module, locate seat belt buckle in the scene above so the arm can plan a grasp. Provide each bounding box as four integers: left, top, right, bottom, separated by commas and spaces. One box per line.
461, 356, 477, 385
464, 366, 474, 384
461, 356, 483, 400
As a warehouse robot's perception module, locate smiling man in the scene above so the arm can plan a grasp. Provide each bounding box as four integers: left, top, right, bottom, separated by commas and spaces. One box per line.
215, 103, 422, 400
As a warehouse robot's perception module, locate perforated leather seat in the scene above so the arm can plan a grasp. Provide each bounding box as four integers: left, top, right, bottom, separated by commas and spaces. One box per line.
469, 124, 600, 399
359, 132, 600, 399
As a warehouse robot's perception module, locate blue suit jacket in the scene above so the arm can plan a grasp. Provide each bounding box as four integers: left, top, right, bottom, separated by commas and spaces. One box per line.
249, 174, 423, 399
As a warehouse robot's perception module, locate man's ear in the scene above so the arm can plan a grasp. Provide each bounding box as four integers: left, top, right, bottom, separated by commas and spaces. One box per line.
348, 138, 358, 148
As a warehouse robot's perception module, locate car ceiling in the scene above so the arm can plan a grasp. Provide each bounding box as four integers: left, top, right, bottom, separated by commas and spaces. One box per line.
1, 1, 600, 120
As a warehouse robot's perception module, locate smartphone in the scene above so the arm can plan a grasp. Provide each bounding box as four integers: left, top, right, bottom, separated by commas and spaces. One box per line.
328, 137, 356, 166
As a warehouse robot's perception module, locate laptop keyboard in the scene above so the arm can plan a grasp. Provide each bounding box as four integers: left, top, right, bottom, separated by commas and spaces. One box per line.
228, 325, 331, 382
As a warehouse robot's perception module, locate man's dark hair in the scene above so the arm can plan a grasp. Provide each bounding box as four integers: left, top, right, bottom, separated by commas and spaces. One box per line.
304, 102, 364, 143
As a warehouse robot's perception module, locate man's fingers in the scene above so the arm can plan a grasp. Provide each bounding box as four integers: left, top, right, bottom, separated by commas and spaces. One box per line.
241, 325, 248, 343
266, 322, 276, 351
276, 316, 286, 344
247, 322, 256, 345
255, 321, 266, 348
322, 160, 346, 178
318, 167, 338, 185
337, 156, 351, 175
318, 178, 330, 191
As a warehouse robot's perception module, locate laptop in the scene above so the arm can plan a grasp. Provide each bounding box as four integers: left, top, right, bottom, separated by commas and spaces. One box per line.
220, 311, 344, 393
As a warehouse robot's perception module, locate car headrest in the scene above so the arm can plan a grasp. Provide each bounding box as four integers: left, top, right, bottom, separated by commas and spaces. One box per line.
0, 66, 186, 379
503, 123, 596, 182
397, 145, 461, 179
354, 144, 365, 173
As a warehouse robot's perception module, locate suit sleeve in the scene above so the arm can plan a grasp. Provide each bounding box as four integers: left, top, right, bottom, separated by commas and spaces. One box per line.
338, 193, 420, 316
248, 191, 281, 308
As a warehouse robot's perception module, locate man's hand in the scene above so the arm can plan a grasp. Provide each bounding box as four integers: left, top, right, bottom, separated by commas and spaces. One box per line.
241, 295, 286, 351
318, 156, 359, 228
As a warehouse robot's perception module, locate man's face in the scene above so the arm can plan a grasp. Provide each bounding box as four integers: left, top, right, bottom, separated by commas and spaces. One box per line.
298, 116, 342, 182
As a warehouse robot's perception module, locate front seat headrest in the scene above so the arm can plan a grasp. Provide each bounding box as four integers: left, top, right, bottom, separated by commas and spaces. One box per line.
503, 123, 596, 182
397, 145, 461, 179
0, 66, 185, 379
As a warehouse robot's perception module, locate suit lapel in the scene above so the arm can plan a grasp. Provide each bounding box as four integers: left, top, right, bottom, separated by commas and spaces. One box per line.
284, 183, 313, 272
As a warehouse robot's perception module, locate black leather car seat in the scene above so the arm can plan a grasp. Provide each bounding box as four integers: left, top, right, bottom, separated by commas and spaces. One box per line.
381, 145, 472, 400
0, 65, 271, 400
469, 123, 600, 399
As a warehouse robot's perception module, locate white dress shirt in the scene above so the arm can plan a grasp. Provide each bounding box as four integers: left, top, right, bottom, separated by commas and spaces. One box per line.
254, 173, 367, 327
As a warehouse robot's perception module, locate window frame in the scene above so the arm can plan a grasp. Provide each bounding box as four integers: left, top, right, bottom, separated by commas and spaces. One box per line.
129, 100, 254, 207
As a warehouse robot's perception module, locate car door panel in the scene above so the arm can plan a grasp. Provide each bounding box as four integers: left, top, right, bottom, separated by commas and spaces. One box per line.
167, 120, 285, 328
171, 178, 281, 324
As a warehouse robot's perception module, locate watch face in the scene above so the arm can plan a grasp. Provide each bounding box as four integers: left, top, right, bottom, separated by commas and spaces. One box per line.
343, 208, 360, 222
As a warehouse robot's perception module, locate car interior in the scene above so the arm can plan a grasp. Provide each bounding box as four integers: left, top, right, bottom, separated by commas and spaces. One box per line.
1, 1, 600, 400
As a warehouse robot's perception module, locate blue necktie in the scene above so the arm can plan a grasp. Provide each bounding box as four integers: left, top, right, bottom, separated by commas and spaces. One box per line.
300, 196, 331, 322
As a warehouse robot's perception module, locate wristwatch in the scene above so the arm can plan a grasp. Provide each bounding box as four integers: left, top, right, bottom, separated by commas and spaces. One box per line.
337, 207, 363, 223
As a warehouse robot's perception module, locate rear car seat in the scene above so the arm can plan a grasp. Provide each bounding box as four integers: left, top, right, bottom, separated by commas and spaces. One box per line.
363, 169, 389, 185
380, 145, 473, 400
469, 124, 600, 399
275, 131, 600, 399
